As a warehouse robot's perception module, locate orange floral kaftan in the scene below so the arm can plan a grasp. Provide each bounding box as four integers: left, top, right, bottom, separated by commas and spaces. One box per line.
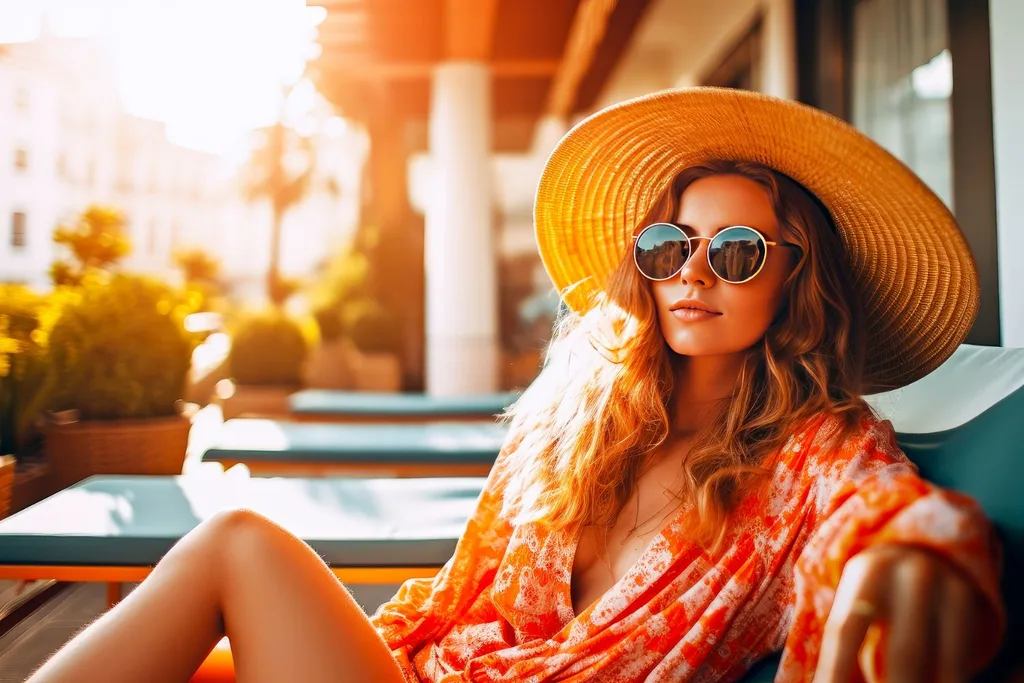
370, 413, 1004, 682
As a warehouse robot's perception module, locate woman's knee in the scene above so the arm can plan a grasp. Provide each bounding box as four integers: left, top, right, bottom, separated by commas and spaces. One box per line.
180, 509, 286, 571
203, 508, 289, 554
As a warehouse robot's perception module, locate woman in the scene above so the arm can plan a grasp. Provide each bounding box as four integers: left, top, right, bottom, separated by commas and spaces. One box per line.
29, 89, 1003, 683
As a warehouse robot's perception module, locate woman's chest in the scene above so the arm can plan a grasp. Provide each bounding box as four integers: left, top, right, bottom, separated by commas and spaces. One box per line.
487, 446, 818, 639
570, 458, 692, 617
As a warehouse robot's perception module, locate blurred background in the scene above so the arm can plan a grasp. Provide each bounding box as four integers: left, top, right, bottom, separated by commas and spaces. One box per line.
0, 2, 1023, 676
0, 0, 1020, 400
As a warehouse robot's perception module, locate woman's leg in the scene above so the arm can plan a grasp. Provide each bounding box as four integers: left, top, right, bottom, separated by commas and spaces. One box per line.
27, 509, 407, 683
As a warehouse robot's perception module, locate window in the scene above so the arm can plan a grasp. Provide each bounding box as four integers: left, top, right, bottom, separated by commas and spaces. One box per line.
702, 15, 764, 91
13, 148, 28, 172
149, 219, 159, 254
851, 0, 953, 208
14, 85, 29, 113
11, 212, 27, 248
170, 221, 182, 251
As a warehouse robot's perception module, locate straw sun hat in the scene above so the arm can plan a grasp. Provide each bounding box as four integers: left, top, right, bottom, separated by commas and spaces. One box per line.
533, 87, 979, 393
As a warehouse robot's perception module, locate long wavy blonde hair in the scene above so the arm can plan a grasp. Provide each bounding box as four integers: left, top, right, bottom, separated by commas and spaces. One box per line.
504, 160, 872, 552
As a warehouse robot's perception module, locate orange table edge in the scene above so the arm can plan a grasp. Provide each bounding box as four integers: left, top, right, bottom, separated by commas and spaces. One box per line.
0, 565, 442, 608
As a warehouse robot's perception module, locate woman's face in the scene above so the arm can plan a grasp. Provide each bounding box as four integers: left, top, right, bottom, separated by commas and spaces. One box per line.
650, 174, 794, 358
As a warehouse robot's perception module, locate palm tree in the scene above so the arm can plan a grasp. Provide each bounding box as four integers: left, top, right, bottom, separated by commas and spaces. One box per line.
243, 87, 338, 306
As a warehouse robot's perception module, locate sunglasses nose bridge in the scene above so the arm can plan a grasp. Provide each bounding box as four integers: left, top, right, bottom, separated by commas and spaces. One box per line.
677, 235, 714, 281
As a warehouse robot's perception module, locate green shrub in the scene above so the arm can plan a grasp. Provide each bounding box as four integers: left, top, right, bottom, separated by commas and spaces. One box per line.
174, 246, 221, 285
50, 205, 131, 287
346, 302, 403, 356
47, 274, 195, 421
308, 246, 371, 311
0, 286, 59, 454
229, 312, 308, 386
306, 243, 371, 343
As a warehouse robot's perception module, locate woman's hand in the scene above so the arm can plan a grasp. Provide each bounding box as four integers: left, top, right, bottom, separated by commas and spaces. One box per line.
812, 544, 980, 683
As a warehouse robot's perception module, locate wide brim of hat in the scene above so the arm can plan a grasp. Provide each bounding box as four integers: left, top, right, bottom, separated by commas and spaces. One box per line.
534, 87, 979, 393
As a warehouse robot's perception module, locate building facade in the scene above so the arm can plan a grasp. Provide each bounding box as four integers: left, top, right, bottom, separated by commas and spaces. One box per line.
0, 32, 364, 302
0, 35, 232, 289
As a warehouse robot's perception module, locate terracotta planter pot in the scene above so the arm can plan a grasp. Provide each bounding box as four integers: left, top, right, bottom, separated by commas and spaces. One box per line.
45, 414, 191, 489
303, 340, 355, 390
354, 352, 402, 392
219, 384, 298, 420
0, 455, 14, 520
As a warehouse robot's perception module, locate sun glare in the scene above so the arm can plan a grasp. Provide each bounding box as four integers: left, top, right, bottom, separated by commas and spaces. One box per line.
0, 0, 324, 156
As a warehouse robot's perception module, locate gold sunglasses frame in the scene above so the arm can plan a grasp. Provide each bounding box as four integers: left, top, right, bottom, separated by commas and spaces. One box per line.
632, 222, 799, 284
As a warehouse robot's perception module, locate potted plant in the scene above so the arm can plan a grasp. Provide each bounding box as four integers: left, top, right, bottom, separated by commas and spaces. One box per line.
304, 304, 354, 389
221, 311, 308, 418
0, 287, 62, 516
44, 273, 196, 488
0, 315, 20, 519
345, 301, 403, 392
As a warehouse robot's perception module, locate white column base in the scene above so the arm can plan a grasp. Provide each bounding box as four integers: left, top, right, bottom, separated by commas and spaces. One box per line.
426, 336, 499, 395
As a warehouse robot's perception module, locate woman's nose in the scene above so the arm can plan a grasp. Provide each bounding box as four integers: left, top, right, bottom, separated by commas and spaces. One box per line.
678, 238, 714, 287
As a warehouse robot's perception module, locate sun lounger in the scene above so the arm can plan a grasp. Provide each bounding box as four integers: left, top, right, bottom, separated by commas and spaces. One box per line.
288, 389, 521, 423
0, 474, 484, 608
201, 420, 508, 477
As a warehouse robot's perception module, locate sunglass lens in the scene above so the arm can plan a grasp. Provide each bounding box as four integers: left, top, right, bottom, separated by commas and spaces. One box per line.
708, 227, 767, 283
634, 224, 689, 280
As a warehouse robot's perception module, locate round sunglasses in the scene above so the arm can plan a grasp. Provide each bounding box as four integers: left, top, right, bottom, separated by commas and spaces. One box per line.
632, 223, 800, 284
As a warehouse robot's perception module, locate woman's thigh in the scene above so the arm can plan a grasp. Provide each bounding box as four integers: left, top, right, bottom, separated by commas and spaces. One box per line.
212, 509, 408, 683
27, 509, 408, 683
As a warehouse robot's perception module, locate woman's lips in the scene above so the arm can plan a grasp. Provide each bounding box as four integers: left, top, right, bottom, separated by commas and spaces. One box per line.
671, 307, 722, 323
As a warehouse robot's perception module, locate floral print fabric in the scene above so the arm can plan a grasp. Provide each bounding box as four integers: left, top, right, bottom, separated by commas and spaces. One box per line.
370, 414, 1004, 682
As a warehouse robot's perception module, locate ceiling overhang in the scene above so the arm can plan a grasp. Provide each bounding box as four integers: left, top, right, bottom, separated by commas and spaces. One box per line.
305, 0, 654, 152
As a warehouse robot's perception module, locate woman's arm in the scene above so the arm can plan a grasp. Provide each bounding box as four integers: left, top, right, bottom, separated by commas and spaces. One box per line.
778, 418, 1005, 683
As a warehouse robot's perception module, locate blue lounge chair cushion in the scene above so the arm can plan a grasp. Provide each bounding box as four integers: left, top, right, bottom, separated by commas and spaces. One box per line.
892, 396, 1024, 678
202, 421, 508, 465
0, 475, 484, 567
289, 390, 520, 417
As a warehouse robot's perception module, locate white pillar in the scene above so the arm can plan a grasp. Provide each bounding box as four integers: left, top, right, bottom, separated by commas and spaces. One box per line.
425, 62, 499, 395
990, 0, 1024, 346
760, 0, 796, 101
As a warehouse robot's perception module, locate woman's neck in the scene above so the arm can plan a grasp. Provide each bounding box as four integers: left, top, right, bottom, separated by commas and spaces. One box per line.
670, 353, 745, 432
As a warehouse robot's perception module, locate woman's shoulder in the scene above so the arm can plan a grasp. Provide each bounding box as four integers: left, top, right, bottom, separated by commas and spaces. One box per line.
792, 402, 899, 452
782, 406, 914, 490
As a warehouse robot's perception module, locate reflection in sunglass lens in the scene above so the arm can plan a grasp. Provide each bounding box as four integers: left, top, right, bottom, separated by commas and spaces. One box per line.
708, 227, 767, 283
634, 224, 689, 280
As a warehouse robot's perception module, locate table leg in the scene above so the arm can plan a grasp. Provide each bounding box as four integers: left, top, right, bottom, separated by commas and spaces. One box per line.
106, 582, 122, 608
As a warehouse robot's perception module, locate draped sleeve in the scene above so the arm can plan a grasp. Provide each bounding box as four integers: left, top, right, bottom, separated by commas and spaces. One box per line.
777, 417, 1005, 683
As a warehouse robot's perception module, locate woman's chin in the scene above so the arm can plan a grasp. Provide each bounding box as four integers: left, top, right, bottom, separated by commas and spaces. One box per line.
663, 329, 756, 358
664, 331, 722, 357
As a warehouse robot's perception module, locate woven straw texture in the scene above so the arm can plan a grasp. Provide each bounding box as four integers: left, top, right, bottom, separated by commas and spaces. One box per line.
534, 87, 979, 393
45, 415, 190, 489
